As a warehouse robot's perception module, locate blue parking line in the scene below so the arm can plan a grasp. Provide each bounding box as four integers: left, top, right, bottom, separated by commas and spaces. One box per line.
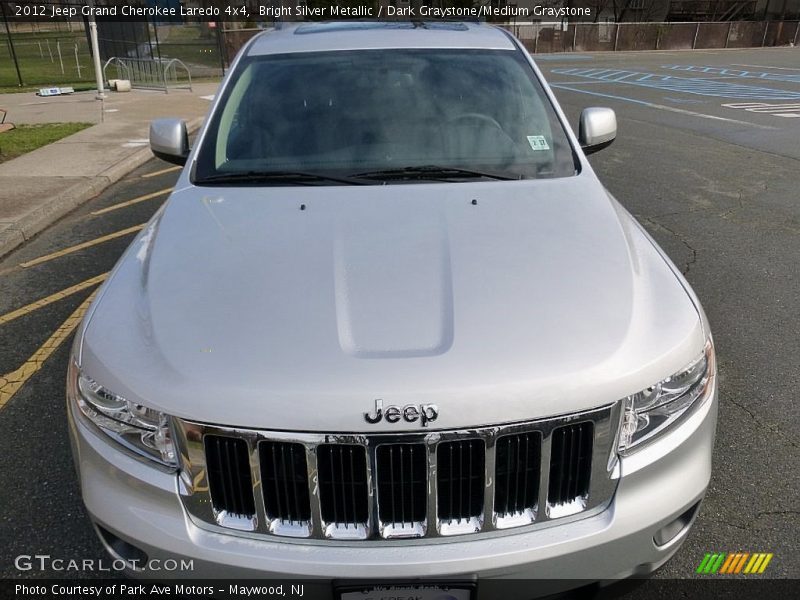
550, 84, 774, 128
550, 84, 663, 107
661, 65, 800, 84
552, 67, 800, 100
534, 55, 593, 61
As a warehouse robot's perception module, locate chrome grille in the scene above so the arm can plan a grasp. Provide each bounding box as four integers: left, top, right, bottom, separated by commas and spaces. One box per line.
175, 403, 620, 542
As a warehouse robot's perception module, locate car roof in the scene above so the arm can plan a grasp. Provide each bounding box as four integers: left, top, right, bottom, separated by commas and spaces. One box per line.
246, 22, 517, 56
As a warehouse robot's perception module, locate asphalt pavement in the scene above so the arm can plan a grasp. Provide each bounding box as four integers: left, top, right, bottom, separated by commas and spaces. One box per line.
0, 46, 797, 588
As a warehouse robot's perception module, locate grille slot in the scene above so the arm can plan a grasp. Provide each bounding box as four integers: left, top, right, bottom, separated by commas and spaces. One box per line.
317, 444, 369, 527
204, 435, 255, 518
259, 441, 311, 523
437, 439, 485, 522
548, 422, 594, 506
495, 432, 541, 517
376, 443, 427, 526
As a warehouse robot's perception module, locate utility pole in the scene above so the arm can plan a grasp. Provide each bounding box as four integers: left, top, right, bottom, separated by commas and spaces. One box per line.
87, 0, 106, 99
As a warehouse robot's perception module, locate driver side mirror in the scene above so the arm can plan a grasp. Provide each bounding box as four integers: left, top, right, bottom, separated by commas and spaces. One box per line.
150, 118, 190, 166
578, 107, 617, 155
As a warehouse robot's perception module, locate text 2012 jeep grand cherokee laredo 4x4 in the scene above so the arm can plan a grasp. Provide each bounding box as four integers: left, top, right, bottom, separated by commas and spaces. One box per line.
67, 21, 717, 597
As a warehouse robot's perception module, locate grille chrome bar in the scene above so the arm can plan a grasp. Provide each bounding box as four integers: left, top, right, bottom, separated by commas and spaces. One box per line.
174, 403, 620, 542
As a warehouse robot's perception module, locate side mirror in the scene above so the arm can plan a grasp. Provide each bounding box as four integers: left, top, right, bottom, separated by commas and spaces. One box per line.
578, 107, 617, 155
149, 118, 189, 166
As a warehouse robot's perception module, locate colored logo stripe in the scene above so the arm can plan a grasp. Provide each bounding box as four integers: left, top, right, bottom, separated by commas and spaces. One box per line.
697, 552, 726, 574
698, 552, 773, 574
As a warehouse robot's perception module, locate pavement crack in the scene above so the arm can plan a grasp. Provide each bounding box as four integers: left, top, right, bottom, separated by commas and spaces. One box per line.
718, 190, 746, 220
725, 395, 800, 449
706, 510, 800, 532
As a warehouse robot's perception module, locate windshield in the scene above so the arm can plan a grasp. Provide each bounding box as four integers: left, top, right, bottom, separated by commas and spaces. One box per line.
194, 49, 578, 184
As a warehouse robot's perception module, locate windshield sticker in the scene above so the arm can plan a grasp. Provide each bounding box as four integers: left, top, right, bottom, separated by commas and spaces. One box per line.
527, 135, 550, 151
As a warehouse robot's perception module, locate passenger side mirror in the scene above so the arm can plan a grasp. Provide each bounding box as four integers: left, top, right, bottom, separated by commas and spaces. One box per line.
149, 118, 190, 166
578, 107, 617, 155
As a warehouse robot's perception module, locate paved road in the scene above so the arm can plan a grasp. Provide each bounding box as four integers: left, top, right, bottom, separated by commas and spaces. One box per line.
541, 46, 800, 579
0, 46, 797, 588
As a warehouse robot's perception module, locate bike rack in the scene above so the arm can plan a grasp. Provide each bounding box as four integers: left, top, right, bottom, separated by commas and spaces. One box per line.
102, 57, 193, 94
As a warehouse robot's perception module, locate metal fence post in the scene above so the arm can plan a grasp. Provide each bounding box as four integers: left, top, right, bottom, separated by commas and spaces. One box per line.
762, 21, 769, 46
692, 23, 700, 49
794, 21, 800, 46
572, 24, 578, 52
613, 24, 620, 51
534, 23, 539, 54
215, 23, 226, 74
57, 40, 64, 75
725, 22, 733, 48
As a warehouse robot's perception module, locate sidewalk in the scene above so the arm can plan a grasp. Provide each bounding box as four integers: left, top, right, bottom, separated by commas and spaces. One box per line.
0, 82, 218, 259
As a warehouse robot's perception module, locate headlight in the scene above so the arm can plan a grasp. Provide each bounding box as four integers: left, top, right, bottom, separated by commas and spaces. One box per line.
67, 361, 177, 468
619, 338, 715, 453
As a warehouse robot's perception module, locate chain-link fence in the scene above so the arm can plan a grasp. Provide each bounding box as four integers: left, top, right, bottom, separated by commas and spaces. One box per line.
1, 0, 224, 89
0, 21, 92, 87
150, 23, 225, 79
218, 20, 799, 63
506, 20, 800, 53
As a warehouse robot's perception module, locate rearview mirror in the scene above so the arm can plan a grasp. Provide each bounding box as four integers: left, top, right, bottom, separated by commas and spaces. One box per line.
579, 107, 617, 155
149, 118, 189, 166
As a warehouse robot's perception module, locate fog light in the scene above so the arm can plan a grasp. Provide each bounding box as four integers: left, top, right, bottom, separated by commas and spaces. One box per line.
654, 501, 700, 547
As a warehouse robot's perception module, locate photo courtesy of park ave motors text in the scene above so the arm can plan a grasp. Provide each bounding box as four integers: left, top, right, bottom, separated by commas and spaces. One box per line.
0, 0, 797, 598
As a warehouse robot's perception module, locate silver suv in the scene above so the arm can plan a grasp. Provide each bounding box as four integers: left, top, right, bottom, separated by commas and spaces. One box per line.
67, 22, 717, 596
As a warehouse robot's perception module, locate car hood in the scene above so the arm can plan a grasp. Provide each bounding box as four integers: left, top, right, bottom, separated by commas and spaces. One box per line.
80, 175, 704, 431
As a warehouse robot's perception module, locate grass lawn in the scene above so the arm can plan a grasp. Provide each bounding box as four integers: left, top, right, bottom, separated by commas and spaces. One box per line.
0, 123, 92, 163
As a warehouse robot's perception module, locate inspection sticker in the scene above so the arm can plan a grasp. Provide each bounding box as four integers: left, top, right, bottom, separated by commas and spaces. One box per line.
527, 135, 550, 151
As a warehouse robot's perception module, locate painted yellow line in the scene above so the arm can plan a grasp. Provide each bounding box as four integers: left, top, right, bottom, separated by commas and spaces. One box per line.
19, 224, 145, 269
0, 290, 97, 411
91, 187, 171, 216
142, 165, 181, 179
0, 273, 108, 326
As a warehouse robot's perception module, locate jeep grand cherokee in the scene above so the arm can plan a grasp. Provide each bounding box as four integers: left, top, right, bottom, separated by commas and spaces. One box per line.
67, 21, 717, 598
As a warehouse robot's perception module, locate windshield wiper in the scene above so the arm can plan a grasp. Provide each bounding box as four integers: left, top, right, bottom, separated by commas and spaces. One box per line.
194, 170, 368, 186
352, 165, 518, 182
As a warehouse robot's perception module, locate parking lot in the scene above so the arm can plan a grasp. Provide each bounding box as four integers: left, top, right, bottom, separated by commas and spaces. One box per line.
0, 45, 797, 585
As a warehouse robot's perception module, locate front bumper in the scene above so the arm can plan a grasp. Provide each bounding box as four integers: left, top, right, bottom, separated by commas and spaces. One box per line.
67, 386, 717, 594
